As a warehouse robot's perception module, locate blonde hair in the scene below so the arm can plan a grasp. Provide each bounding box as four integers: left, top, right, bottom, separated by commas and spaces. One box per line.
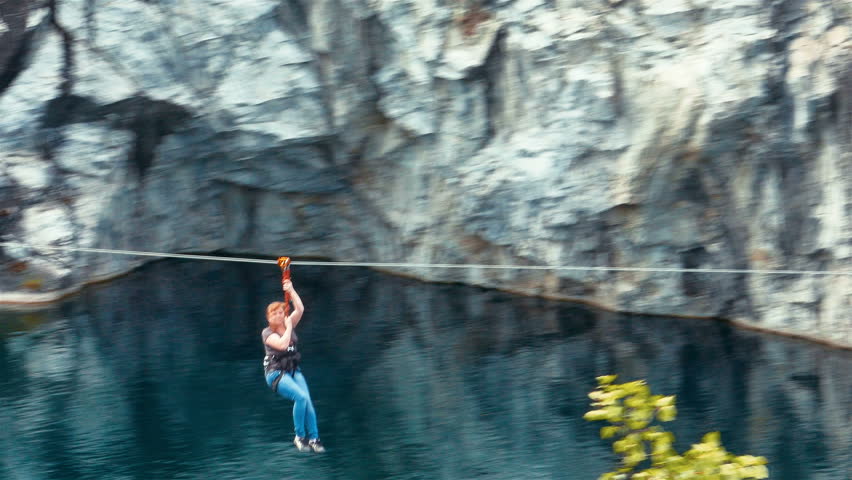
266, 301, 286, 322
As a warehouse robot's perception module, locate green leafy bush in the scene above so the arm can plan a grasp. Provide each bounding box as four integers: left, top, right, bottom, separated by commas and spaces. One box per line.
584, 375, 769, 480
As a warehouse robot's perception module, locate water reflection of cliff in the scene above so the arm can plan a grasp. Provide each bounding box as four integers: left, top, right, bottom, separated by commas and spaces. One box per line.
0, 260, 849, 480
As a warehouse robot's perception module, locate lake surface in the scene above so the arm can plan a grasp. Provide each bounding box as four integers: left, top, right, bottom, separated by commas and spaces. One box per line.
1, 260, 850, 479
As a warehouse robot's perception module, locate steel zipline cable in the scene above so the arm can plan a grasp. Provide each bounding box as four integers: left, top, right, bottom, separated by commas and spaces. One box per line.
1, 241, 850, 277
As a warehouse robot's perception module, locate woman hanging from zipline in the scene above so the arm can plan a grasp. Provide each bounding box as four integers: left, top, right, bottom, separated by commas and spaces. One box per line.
262, 257, 325, 453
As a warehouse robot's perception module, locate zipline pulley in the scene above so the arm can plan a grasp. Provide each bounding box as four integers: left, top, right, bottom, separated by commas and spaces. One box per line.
278, 256, 292, 317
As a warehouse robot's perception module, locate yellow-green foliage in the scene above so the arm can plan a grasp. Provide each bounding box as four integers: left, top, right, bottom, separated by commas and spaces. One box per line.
584, 375, 769, 480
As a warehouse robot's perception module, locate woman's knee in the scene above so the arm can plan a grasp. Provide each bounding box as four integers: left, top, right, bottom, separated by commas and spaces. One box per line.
292, 391, 311, 405
281, 381, 309, 403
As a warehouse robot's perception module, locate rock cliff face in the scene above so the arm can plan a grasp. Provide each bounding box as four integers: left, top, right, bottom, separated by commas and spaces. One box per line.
0, 0, 850, 346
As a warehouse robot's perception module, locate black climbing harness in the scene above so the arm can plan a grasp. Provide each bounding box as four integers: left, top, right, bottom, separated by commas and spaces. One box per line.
265, 345, 301, 393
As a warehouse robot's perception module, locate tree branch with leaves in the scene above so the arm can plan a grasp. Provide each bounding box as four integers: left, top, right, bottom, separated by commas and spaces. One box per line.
584, 375, 769, 480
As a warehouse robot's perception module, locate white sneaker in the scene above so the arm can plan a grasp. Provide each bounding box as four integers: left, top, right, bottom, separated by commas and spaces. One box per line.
308, 438, 326, 453
293, 436, 311, 452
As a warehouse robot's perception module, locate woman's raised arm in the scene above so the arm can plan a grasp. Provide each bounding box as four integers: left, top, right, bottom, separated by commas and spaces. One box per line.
285, 281, 304, 327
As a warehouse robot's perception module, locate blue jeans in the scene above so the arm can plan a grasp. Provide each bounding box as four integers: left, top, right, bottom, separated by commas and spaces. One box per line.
265, 369, 319, 440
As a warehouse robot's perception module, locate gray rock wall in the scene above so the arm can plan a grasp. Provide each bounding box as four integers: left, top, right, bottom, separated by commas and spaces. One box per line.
0, 0, 850, 346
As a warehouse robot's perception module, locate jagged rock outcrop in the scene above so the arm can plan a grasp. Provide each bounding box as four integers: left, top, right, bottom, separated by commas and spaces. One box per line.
0, 0, 850, 346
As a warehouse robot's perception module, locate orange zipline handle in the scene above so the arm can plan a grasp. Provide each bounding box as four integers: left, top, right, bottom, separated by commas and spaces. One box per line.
278, 256, 292, 317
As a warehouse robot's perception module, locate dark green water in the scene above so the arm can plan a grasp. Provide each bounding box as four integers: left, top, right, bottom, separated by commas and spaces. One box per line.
1, 260, 850, 480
